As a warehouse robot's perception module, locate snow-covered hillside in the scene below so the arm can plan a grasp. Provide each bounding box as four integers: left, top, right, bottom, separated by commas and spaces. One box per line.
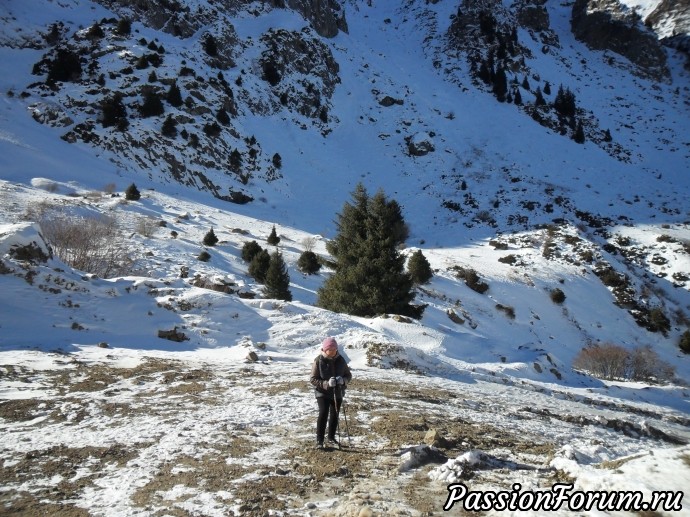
1, 0, 690, 515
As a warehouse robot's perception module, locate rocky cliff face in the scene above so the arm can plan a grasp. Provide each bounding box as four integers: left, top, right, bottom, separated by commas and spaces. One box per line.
646, 0, 690, 67
571, 0, 669, 80
645, 0, 690, 38
284, 0, 348, 38
23, 1, 342, 202
97, 0, 346, 39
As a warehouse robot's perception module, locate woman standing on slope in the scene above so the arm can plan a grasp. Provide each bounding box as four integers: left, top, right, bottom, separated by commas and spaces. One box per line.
310, 337, 352, 449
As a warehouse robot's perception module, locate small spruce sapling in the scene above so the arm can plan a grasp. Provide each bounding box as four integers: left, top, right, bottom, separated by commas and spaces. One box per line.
297, 250, 321, 275
267, 225, 280, 246
203, 228, 219, 246
407, 250, 433, 285
125, 183, 141, 201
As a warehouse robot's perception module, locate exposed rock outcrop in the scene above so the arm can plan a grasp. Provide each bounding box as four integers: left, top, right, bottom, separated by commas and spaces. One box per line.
645, 0, 690, 39
646, 0, 690, 67
284, 0, 348, 38
571, 0, 669, 80
258, 28, 341, 119
95, 0, 347, 39
516, 0, 550, 32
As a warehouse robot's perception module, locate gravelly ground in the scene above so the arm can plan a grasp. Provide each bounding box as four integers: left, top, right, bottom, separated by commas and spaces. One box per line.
1, 353, 688, 516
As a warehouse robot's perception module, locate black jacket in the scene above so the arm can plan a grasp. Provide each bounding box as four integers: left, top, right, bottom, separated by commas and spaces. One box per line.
310, 352, 352, 399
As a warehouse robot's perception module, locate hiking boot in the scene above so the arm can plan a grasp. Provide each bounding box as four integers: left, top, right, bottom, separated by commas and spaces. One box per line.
327, 437, 339, 447
316, 442, 324, 450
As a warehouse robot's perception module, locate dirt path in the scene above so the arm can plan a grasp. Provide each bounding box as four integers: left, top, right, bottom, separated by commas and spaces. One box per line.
1, 353, 685, 516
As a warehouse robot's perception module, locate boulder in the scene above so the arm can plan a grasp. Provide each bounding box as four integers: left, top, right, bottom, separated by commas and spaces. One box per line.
406, 132, 435, 157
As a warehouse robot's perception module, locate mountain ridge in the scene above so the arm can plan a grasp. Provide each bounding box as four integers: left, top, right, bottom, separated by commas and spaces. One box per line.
1, 0, 689, 369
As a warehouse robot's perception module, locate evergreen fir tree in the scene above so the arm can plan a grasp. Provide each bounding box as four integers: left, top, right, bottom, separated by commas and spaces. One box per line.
318, 184, 422, 318
203, 122, 221, 138
242, 240, 263, 263
521, 76, 530, 91
167, 81, 183, 107
554, 85, 577, 118
573, 120, 585, 144
249, 249, 271, 282
297, 251, 321, 274
267, 225, 280, 246
125, 183, 141, 201
87, 23, 105, 40
140, 89, 164, 118
272, 153, 282, 169
229, 149, 243, 172
513, 87, 523, 105
136, 56, 149, 70
407, 250, 433, 285
161, 115, 177, 138
116, 18, 131, 36
203, 228, 219, 246
543, 81, 552, 95
493, 66, 508, 102
101, 93, 127, 129
47, 47, 82, 84
534, 87, 546, 107
478, 60, 492, 85
263, 251, 292, 301
216, 107, 230, 125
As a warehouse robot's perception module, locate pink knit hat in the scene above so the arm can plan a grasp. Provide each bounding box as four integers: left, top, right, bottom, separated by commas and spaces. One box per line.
322, 337, 338, 352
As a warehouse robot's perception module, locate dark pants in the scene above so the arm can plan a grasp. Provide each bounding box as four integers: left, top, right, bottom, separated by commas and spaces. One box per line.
316, 396, 342, 443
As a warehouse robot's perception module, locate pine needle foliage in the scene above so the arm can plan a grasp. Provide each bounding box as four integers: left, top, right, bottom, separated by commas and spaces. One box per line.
125, 183, 141, 201
203, 228, 218, 246
249, 249, 271, 283
264, 251, 292, 301
297, 250, 321, 274
317, 183, 422, 318
267, 225, 280, 246
407, 249, 433, 285
242, 240, 263, 263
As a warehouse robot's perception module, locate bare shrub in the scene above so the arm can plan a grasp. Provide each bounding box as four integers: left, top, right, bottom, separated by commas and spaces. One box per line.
573, 343, 630, 380
40, 211, 133, 277
103, 183, 117, 195
24, 199, 60, 222
573, 342, 675, 382
627, 345, 675, 382
136, 216, 159, 238
302, 236, 317, 253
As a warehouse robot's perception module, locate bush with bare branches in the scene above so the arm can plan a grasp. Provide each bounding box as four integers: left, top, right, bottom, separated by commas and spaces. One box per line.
136, 216, 159, 238
573, 342, 675, 383
40, 212, 133, 277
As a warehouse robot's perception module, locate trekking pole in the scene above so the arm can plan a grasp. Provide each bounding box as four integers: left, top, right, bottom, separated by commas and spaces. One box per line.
338, 386, 352, 447
333, 387, 342, 449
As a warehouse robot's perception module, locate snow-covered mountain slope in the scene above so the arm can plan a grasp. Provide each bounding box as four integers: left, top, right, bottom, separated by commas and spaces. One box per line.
1, 0, 690, 514
1, 0, 688, 371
